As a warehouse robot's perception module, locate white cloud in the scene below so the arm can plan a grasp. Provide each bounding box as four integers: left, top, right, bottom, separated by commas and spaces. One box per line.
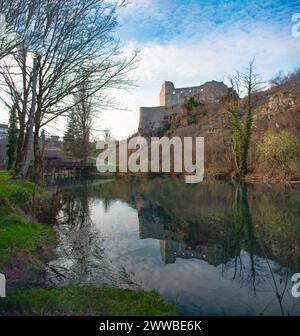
119, 0, 157, 20
101, 25, 300, 139
1, 16, 299, 141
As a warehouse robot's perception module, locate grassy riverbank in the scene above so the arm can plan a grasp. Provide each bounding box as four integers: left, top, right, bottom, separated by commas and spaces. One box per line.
0, 171, 54, 272
0, 170, 177, 316
0, 285, 176, 316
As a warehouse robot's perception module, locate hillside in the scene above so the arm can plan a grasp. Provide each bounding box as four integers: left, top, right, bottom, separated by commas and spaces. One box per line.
161, 71, 300, 181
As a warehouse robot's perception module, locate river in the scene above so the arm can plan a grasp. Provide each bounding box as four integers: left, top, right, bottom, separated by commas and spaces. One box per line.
43, 177, 300, 316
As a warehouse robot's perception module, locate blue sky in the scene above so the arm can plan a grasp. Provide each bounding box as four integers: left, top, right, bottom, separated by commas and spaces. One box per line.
2, 1, 298, 139
95, 0, 300, 139
118, 0, 300, 43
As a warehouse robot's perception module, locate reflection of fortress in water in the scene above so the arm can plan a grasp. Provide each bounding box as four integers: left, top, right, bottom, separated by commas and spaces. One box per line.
95, 178, 300, 269
136, 198, 230, 265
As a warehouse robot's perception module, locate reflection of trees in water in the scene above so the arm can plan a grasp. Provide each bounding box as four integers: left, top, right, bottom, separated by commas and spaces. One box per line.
47, 183, 101, 284
229, 183, 258, 291
94, 178, 300, 315
47, 183, 136, 288
53, 178, 300, 314
61, 183, 96, 281
224, 182, 296, 316
103, 198, 112, 213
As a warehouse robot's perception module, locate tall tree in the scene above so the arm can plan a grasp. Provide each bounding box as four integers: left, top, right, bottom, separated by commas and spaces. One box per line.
227, 62, 262, 177
0, 0, 136, 183
63, 71, 106, 166
63, 112, 81, 157
71, 74, 94, 166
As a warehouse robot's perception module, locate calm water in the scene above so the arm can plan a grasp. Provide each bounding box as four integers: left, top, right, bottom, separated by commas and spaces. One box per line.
44, 177, 300, 316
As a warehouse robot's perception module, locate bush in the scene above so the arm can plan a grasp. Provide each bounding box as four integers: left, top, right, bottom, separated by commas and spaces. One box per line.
257, 131, 300, 177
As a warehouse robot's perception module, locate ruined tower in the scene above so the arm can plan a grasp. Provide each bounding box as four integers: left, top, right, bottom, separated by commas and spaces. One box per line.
139, 80, 229, 136
159, 81, 175, 106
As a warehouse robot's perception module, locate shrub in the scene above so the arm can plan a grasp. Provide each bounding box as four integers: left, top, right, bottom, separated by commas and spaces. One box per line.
257, 131, 300, 177
183, 97, 200, 125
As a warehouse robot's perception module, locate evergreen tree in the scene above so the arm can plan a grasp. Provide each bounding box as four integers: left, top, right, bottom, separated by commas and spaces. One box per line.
63, 110, 81, 156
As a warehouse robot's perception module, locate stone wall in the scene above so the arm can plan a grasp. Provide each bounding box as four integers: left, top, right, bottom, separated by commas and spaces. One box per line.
160, 80, 228, 106
139, 80, 229, 136
139, 105, 183, 136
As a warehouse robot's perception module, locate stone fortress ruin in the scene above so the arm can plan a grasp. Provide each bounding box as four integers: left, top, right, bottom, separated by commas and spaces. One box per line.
139, 80, 228, 136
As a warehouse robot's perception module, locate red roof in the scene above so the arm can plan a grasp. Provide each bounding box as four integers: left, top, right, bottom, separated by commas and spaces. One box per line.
0, 124, 8, 129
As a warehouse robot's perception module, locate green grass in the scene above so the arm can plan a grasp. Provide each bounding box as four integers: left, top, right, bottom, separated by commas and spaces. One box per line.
0, 171, 55, 269
0, 205, 56, 272
0, 171, 35, 205
0, 171, 11, 181
0, 170, 52, 252
0, 170, 49, 205
0, 285, 177, 316
0, 207, 49, 250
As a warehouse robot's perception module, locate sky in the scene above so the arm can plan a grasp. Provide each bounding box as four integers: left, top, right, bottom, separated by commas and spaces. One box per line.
97, 0, 300, 139
1, 0, 300, 139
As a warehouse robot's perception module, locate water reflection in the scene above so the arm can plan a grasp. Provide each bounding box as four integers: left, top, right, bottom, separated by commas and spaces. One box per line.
47, 183, 135, 288
47, 177, 300, 315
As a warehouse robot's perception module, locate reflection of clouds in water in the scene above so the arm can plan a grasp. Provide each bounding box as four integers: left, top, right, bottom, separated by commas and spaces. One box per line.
89, 200, 300, 316
93, 200, 139, 234
46, 198, 138, 289
47, 184, 300, 316
113, 247, 298, 316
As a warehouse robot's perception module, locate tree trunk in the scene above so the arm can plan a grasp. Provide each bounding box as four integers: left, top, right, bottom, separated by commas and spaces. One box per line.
33, 123, 43, 184
17, 56, 38, 178
15, 50, 29, 174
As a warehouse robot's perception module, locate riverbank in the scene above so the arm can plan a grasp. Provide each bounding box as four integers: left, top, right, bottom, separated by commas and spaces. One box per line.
0, 171, 55, 275
108, 171, 300, 185
0, 285, 176, 316
0, 170, 177, 316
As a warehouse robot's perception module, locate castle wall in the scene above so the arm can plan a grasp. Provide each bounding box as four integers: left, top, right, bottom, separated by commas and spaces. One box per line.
139, 105, 182, 136
162, 80, 228, 106
140, 80, 229, 136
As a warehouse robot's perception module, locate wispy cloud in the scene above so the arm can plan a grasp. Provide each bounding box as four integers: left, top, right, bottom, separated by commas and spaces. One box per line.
46, 1, 300, 139
117, 0, 300, 42
102, 19, 300, 139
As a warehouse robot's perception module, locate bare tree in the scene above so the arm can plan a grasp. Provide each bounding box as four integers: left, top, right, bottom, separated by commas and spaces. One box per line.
0, 49, 35, 173
64, 71, 97, 166
269, 71, 288, 87
0, 0, 136, 182
227, 61, 263, 177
